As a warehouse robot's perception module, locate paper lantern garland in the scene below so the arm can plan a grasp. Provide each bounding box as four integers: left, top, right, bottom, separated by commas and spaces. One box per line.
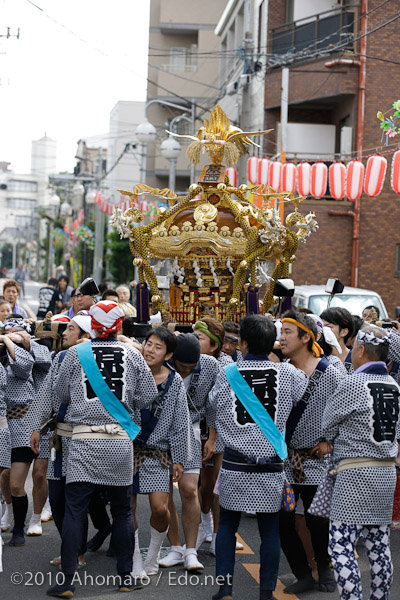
364, 155, 387, 198
329, 162, 346, 201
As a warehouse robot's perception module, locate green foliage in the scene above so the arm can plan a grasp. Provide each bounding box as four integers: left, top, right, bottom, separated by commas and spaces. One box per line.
105, 229, 133, 285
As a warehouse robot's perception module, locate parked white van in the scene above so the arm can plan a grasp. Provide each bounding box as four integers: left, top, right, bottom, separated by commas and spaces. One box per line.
292, 285, 389, 318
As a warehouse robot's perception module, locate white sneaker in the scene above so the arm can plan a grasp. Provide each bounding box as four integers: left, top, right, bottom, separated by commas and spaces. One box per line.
1, 504, 13, 532
41, 498, 53, 522
159, 546, 184, 568
184, 548, 204, 571
195, 523, 208, 550
27, 519, 42, 536
236, 539, 244, 550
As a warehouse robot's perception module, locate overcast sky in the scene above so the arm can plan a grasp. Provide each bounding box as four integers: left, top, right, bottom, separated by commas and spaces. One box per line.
0, 0, 150, 174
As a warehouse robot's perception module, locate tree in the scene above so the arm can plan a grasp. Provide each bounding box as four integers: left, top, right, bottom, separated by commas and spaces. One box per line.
105, 229, 134, 285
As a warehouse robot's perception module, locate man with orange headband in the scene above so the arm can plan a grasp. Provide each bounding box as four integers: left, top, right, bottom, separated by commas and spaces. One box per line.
278, 309, 342, 594
46, 301, 158, 597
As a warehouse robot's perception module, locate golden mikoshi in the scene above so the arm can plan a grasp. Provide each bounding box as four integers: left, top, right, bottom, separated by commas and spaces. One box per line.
112, 105, 318, 323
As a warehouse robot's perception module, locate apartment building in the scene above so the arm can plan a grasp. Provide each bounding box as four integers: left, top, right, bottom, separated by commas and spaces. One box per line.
145, 0, 226, 191
264, 0, 400, 315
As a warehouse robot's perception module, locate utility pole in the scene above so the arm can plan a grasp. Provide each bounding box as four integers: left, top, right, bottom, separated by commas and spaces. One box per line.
238, 0, 254, 185
280, 67, 289, 221
93, 147, 104, 284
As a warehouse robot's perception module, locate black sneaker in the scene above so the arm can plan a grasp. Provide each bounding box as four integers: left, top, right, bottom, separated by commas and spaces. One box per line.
9, 529, 25, 547
118, 574, 144, 592
47, 580, 75, 598
318, 564, 336, 593
284, 573, 315, 594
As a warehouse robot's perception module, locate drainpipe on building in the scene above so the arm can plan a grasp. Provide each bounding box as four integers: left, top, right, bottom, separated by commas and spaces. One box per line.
328, 0, 367, 287
352, 0, 368, 288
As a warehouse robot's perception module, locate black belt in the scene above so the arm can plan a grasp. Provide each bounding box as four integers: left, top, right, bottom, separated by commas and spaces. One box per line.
222, 447, 284, 474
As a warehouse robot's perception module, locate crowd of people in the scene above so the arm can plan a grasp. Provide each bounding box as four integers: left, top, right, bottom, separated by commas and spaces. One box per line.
0, 276, 399, 600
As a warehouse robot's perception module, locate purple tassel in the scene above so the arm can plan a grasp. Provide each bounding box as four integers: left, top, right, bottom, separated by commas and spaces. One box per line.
246, 286, 259, 315
281, 297, 292, 313
136, 282, 150, 323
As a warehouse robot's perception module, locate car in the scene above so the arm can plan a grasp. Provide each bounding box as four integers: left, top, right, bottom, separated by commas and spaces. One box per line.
292, 284, 389, 319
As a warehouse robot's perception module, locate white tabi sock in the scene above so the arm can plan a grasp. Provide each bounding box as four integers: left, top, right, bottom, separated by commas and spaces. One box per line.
131, 529, 146, 578
144, 526, 168, 576
29, 513, 42, 525
201, 510, 213, 537
1, 503, 13, 519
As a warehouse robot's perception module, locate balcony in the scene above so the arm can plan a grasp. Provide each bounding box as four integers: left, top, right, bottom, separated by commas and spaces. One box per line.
270, 6, 359, 62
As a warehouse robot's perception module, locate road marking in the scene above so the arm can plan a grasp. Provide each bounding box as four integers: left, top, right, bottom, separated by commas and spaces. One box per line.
235, 533, 254, 554
242, 564, 299, 600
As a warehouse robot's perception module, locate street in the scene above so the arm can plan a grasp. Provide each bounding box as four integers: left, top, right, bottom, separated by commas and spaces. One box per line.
1, 281, 400, 599
1, 475, 400, 600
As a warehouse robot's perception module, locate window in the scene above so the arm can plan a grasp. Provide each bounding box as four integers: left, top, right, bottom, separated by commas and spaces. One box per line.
8, 180, 38, 193
170, 47, 186, 72
7, 198, 36, 210
167, 47, 197, 73
15, 215, 31, 228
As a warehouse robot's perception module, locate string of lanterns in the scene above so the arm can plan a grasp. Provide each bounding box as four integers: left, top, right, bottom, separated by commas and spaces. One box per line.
243, 151, 400, 201
93, 191, 160, 221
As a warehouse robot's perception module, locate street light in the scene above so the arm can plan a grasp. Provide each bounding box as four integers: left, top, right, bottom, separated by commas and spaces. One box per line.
160, 135, 181, 190
60, 200, 73, 218
47, 191, 60, 280
135, 119, 157, 184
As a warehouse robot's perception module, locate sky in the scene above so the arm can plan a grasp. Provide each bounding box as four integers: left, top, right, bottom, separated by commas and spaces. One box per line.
0, 0, 150, 174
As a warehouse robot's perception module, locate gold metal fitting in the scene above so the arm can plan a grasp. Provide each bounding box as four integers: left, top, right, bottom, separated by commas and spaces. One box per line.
151, 295, 161, 303
189, 183, 199, 193
239, 260, 248, 269
239, 184, 248, 192
157, 207, 167, 216
229, 297, 239, 306
217, 183, 226, 191
133, 257, 143, 267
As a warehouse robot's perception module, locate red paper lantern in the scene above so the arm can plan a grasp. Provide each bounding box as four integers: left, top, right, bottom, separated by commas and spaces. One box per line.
281, 163, 296, 193
391, 150, 400, 194
247, 156, 259, 184
258, 158, 270, 186
329, 162, 346, 201
225, 167, 237, 187
310, 162, 328, 199
269, 161, 282, 191
345, 160, 365, 201
297, 162, 311, 196
364, 155, 387, 197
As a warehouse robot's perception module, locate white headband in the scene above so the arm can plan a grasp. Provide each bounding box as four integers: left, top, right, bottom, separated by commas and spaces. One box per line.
357, 330, 389, 346
72, 314, 96, 338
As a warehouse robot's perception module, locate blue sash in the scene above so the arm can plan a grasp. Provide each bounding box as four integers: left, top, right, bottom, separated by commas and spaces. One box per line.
224, 362, 287, 460
76, 342, 140, 441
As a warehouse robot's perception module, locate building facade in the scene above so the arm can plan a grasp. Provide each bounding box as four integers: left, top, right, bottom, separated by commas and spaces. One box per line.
264, 0, 400, 316
145, 0, 226, 192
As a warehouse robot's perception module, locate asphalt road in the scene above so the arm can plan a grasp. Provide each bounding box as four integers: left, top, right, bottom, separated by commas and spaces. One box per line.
1, 472, 400, 600
1, 281, 400, 599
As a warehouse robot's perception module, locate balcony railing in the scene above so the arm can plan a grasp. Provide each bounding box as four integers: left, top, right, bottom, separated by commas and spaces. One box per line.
270, 6, 359, 59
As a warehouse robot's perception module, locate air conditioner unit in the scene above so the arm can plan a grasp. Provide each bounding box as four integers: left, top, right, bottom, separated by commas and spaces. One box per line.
226, 80, 239, 96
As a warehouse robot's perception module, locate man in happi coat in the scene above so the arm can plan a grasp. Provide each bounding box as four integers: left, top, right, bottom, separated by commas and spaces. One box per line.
322, 324, 400, 600
210, 314, 308, 600
46, 301, 157, 597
